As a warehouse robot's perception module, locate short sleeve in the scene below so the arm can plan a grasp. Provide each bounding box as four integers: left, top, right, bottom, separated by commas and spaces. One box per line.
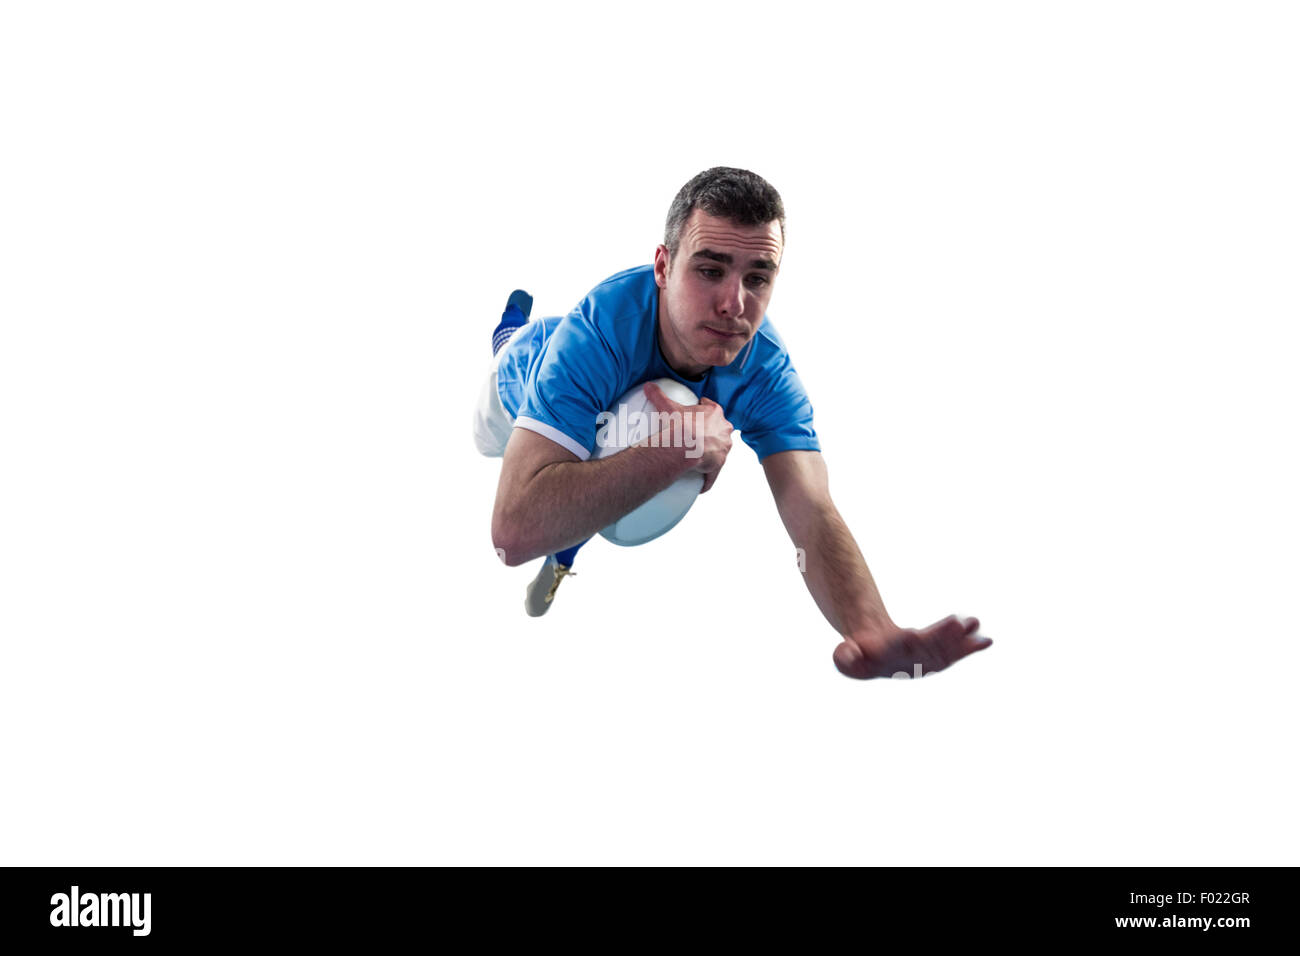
735, 351, 820, 461
513, 312, 621, 461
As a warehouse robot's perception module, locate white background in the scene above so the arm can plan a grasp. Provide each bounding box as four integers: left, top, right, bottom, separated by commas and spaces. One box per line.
2, 1, 1296, 865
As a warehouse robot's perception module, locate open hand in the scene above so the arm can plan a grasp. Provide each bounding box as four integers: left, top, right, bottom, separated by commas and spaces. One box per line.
833, 615, 992, 680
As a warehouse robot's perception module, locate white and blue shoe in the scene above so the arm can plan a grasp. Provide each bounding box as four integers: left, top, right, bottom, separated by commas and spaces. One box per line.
524, 555, 576, 617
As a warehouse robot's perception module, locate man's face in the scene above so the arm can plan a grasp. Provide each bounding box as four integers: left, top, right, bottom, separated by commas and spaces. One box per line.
653, 208, 783, 377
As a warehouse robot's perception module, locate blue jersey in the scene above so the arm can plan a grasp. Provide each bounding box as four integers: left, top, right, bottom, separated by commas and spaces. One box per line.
495, 265, 820, 462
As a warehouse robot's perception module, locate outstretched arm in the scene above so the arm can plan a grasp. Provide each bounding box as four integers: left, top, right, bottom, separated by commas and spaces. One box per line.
762, 449, 992, 679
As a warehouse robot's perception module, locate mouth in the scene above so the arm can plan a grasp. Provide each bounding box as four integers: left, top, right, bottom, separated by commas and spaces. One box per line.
703, 327, 744, 340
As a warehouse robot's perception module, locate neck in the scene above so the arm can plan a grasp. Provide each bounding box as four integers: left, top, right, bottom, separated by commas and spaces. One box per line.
656, 289, 707, 380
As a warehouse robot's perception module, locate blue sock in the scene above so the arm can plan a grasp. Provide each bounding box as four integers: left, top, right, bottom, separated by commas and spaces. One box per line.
492, 289, 533, 356
554, 538, 588, 568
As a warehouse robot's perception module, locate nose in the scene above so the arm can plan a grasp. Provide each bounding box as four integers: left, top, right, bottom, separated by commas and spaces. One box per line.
716, 277, 744, 319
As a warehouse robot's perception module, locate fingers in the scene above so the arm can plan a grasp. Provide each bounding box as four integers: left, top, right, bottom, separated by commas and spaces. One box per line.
953, 615, 991, 649
699, 460, 727, 493
834, 616, 993, 681
924, 614, 980, 638
925, 614, 965, 643
923, 614, 992, 670
964, 615, 992, 651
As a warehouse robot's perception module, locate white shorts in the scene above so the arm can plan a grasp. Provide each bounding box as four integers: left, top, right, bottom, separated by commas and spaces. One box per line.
471, 328, 519, 458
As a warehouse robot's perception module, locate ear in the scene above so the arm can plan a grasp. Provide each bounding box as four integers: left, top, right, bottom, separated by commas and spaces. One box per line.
653, 245, 670, 289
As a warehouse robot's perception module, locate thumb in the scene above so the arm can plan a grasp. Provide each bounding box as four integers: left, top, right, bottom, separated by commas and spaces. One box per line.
643, 381, 678, 413
833, 639, 872, 680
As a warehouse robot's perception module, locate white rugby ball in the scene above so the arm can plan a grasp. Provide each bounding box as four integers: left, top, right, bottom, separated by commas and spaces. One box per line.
592, 378, 705, 547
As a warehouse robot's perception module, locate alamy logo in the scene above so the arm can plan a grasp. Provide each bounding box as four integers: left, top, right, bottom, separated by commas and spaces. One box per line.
49, 885, 151, 937
594, 407, 702, 458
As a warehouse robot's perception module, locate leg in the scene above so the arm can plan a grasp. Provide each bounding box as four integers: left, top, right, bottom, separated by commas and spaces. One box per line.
484, 289, 589, 616
492, 290, 532, 356
554, 538, 588, 569
524, 537, 591, 618
473, 290, 533, 457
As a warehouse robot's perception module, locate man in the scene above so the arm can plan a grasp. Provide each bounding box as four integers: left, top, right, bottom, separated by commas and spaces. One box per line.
472, 167, 991, 680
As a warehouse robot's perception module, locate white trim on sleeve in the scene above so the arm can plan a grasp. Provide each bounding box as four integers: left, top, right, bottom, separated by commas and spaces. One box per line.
513, 416, 591, 461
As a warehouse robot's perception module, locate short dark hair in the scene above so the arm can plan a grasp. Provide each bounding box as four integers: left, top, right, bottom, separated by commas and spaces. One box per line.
663, 167, 786, 261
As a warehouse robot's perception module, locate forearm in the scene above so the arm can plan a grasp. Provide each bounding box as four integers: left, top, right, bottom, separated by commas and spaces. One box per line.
495, 439, 692, 564
796, 506, 895, 637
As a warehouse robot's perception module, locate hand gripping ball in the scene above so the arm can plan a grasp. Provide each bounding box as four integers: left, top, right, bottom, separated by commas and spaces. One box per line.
591, 378, 705, 547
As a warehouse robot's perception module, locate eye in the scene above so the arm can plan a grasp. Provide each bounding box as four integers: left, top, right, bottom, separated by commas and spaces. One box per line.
699, 268, 721, 278
747, 275, 769, 287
